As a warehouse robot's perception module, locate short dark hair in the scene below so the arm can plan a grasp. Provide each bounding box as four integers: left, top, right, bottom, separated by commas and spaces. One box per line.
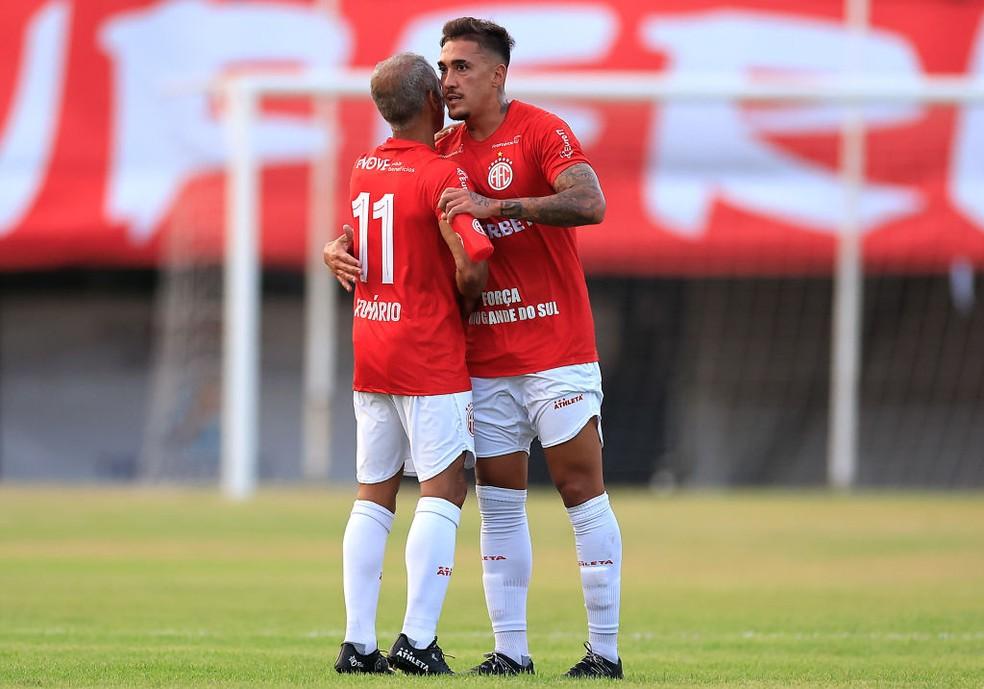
370, 53, 441, 128
440, 17, 515, 66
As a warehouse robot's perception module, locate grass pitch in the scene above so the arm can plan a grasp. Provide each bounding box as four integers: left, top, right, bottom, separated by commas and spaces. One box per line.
1, 488, 982, 688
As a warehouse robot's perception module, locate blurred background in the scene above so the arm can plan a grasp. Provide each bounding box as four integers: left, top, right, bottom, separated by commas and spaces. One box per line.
2, 0, 983, 492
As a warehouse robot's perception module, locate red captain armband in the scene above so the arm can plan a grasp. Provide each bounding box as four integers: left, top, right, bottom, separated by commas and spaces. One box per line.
451, 213, 494, 262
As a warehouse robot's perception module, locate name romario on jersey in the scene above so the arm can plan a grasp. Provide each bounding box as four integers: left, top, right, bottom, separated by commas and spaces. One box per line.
349, 137, 493, 395
437, 100, 599, 377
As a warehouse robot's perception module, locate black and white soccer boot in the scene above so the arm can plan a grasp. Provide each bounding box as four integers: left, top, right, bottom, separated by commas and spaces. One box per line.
563, 642, 623, 679
333, 642, 393, 674
387, 633, 454, 675
467, 651, 535, 675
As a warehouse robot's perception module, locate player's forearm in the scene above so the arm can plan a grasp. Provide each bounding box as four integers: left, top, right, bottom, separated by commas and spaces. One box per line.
498, 188, 605, 227
455, 261, 488, 302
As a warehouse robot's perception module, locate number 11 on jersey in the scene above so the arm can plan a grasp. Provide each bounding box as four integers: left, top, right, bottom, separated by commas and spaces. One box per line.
352, 192, 394, 284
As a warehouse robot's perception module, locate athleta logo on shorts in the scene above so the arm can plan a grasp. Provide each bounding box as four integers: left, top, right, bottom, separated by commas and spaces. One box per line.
466, 402, 475, 436
482, 554, 507, 561
488, 152, 513, 191
578, 559, 614, 567
554, 393, 584, 410
436, 566, 453, 576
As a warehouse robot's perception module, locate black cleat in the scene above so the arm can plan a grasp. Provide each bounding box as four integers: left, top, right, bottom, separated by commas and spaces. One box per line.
564, 642, 623, 679
388, 633, 454, 675
468, 651, 535, 675
334, 642, 393, 674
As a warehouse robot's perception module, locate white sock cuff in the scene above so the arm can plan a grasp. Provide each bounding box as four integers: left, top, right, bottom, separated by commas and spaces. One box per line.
476, 485, 528, 506
415, 497, 461, 527
352, 499, 396, 532
567, 492, 611, 526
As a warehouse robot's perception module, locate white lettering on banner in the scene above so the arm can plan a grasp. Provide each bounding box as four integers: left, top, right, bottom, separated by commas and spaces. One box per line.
384, 4, 616, 148
950, 15, 984, 230
640, 12, 925, 237
99, 0, 351, 240
0, 1, 70, 236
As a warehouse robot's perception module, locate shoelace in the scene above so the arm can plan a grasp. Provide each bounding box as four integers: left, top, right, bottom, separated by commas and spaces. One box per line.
569, 642, 611, 674
427, 644, 454, 666
477, 652, 514, 673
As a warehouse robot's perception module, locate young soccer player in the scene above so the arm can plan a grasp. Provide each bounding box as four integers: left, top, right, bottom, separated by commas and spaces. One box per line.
432, 18, 622, 679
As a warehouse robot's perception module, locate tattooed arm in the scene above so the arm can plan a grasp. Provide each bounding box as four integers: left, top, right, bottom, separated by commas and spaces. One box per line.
438, 163, 606, 228
499, 163, 605, 226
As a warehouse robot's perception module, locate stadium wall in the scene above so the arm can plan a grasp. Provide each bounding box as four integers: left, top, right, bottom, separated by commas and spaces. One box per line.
2, 273, 980, 487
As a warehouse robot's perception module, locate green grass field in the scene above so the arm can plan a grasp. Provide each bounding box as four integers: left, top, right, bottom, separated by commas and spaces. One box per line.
1, 488, 982, 688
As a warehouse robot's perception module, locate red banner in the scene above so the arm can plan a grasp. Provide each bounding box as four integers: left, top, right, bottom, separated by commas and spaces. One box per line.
1, 0, 984, 274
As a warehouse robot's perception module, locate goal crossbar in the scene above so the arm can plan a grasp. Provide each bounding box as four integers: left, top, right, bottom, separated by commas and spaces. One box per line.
221, 69, 984, 499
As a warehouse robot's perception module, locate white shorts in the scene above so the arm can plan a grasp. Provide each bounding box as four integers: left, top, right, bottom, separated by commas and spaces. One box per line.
353, 390, 476, 484
470, 362, 604, 458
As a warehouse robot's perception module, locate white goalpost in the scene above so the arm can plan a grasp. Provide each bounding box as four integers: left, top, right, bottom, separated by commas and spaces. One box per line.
217, 67, 984, 500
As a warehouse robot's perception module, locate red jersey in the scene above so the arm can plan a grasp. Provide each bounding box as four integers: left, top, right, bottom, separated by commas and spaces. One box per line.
349, 137, 493, 395
437, 100, 599, 377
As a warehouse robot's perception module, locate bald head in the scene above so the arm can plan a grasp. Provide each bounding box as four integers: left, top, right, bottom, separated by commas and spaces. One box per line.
370, 52, 442, 129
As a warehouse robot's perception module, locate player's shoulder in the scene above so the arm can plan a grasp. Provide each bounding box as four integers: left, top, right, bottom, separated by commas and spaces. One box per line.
510, 100, 568, 129
420, 150, 471, 185
435, 124, 467, 157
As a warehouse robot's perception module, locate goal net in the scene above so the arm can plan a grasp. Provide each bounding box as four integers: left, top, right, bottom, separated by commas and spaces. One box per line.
140, 71, 984, 495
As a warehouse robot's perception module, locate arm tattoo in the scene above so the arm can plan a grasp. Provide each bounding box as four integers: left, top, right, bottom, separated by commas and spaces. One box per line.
498, 163, 605, 227
470, 192, 494, 209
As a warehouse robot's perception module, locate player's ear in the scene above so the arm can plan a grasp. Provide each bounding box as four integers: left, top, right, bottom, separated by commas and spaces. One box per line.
427, 88, 443, 110
491, 63, 506, 88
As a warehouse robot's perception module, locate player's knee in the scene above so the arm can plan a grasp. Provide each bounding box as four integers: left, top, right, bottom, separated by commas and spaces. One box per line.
420, 455, 469, 507
553, 471, 604, 509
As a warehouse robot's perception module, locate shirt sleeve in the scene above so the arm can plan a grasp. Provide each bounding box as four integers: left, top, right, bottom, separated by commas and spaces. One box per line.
430, 163, 494, 262
532, 112, 591, 187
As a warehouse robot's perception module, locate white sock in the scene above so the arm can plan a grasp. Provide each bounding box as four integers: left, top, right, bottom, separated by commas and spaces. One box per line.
567, 492, 621, 663
342, 499, 395, 654
402, 497, 461, 649
476, 485, 532, 665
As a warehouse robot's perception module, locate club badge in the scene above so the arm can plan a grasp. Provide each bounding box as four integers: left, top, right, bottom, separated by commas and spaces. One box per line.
487, 152, 514, 191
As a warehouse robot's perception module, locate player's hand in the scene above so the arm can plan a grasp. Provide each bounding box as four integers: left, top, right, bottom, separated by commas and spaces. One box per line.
439, 188, 498, 221
434, 123, 461, 144
323, 225, 361, 292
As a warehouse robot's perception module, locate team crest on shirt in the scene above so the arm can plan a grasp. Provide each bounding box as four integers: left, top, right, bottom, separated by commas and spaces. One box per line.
465, 402, 475, 436
487, 152, 514, 191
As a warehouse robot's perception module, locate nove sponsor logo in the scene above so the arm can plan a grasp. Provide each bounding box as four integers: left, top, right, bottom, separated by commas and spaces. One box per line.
354, 156, 414, 173
554, 394, 584, 410
578, 559, 615, 567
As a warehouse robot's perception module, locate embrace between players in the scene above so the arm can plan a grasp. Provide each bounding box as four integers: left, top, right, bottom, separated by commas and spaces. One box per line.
322, 17, 623, 679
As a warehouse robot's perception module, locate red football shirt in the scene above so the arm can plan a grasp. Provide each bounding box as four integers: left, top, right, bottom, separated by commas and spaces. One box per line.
437, 100, 599, 377
349, 137, 493, 395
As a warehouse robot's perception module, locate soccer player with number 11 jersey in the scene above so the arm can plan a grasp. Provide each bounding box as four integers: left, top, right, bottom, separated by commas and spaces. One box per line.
330, 52, 492, 676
